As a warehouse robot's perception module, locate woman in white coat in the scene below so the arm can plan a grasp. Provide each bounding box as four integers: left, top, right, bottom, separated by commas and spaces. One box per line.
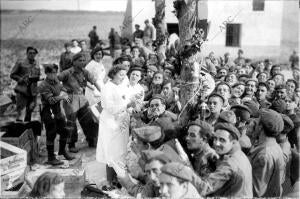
96, 64, 136, 188
85, 47, 106, 106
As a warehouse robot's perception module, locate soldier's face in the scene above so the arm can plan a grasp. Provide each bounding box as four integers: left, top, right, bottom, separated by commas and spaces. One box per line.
213, 129, 234, 155
159, 175, 187, 199
186, 125, 205, 151
145, 160, 164, 187
285, 98, 296, 111
73, 57, 86, 69
149, 99, 165, 117
267, 80, 275, 91
27, 50, 37, 60
217, 85, 231, 100
147, 69, 155, 78
232, 85, 245, 98
153, 73, 164, 85
129, 70, 141, 84
258, 73, 267, 82
208, 97, 223, 114
256, 86, 268, 100
162, 83, 172, 97
286, 82, 296, 92
276, 89, 287, 99
245, 81, 257, 95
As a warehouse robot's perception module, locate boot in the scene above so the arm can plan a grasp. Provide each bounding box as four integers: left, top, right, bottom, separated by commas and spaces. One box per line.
59, 141, 75, 160
68, 142, 79, 153
46, 145, 63, 166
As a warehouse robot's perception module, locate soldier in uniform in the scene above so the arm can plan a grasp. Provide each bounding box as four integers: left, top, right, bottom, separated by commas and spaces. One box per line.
10, 46, 41, 122
39, 64, 75, 165
191, 123, 253, 197
159, 162, 201, 199
57, 52, 102, 152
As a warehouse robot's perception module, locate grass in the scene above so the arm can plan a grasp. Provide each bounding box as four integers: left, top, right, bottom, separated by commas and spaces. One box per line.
1, 10, 123, 94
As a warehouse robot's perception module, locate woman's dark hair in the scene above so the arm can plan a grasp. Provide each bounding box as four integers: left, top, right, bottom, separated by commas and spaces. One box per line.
107, 64, 127, 79
29, 172, 64, 197
90, 47, 104, 60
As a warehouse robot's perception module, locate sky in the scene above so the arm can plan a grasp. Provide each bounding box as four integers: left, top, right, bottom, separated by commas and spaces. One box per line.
1, 0, 128, 12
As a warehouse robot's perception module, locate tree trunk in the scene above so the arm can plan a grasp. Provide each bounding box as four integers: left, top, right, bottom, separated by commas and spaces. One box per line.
153, 0, 168, 57
175, 0, 203, 126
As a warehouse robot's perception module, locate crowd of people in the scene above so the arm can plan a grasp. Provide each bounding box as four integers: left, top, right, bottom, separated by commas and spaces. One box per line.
9, 21, 300, 198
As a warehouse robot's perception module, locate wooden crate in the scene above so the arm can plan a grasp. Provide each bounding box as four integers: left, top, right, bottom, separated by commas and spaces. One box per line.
1, 129, 33, 150
0, 141, 27, 192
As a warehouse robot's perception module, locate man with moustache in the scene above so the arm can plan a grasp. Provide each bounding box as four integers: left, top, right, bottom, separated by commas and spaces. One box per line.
185, 120, 217, 178
242, 79, 257, 102
191, 122, 253, 197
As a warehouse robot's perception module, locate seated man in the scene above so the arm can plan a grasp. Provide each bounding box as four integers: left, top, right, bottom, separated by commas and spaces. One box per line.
192, 123, 253, 197
159, 162, 201, 199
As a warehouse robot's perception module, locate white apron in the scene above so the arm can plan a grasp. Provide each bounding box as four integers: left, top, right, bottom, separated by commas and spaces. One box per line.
96, 80, 130, 166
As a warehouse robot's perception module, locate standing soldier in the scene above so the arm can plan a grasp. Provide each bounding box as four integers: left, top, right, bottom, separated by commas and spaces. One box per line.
59, 42, 74, 72
10, 46, 41, 122
39, 64, 75, 165
88, 25, 99, 49
57, 52, 102, 152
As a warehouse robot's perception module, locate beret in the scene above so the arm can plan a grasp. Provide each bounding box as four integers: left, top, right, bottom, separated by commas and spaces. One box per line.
243, 100, 259, 117
281, 114, 294, 134
215, 122, 241, 140
208, 92, 225, 104
160, 162, 194, 182
258, 82, 269, 90
27, 46, 38, 54
259, 109, 284, 136
72, 52, 86, 62
231, 104, 251, 114
217, 110, 237, 124
246, 78, 258, 85
232, 82, 245, 88
238, 74, 250, 81
90, 46, 103, 58
150, 94, 166, 105
187, 120, 213, 136
141, 150, 172, 164
133, 126, 162, 143
275, 84, 287, 90
270, 99, 287, 114
256, 72, 268, 78
43, 64, 58, 73
147, 65, 158, 72
216, 81, 232, 93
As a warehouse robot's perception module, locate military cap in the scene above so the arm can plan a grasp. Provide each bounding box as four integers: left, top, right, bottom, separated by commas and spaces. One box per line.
231, 104, 251, 114
150, 94, 166, 105
216, 81, 232, 93
232, 82, 245, 88
26, 46, 38, 54
187, 120, 213, 136
275, 84, 287, 91
133, 126, 162, 143
160, 162, 194, 182
208, 92, 225, 104
281, 114, 294, 134
245, 78, 258, 85
243, 100, 259, 117
147, 65, 158, 73
258, 82, 269, 90
218, 110, 237, 124
43, 64, 58, 74
270, 99, 287, 114
256, 71, 268, 78
72, 52, 86, 62
141, 150, 172, 164
259, 109, 284, 136
215, 122, 240, 140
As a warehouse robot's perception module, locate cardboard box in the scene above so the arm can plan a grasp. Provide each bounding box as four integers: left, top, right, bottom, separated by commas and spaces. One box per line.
0, 141, 27, 192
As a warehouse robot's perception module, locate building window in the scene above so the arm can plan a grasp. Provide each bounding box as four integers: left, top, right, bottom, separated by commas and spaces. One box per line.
226, 24, 241, 47
253, 0, 265, 11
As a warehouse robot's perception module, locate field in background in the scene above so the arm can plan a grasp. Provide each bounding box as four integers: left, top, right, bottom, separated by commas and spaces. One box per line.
1, 10, 123, 94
